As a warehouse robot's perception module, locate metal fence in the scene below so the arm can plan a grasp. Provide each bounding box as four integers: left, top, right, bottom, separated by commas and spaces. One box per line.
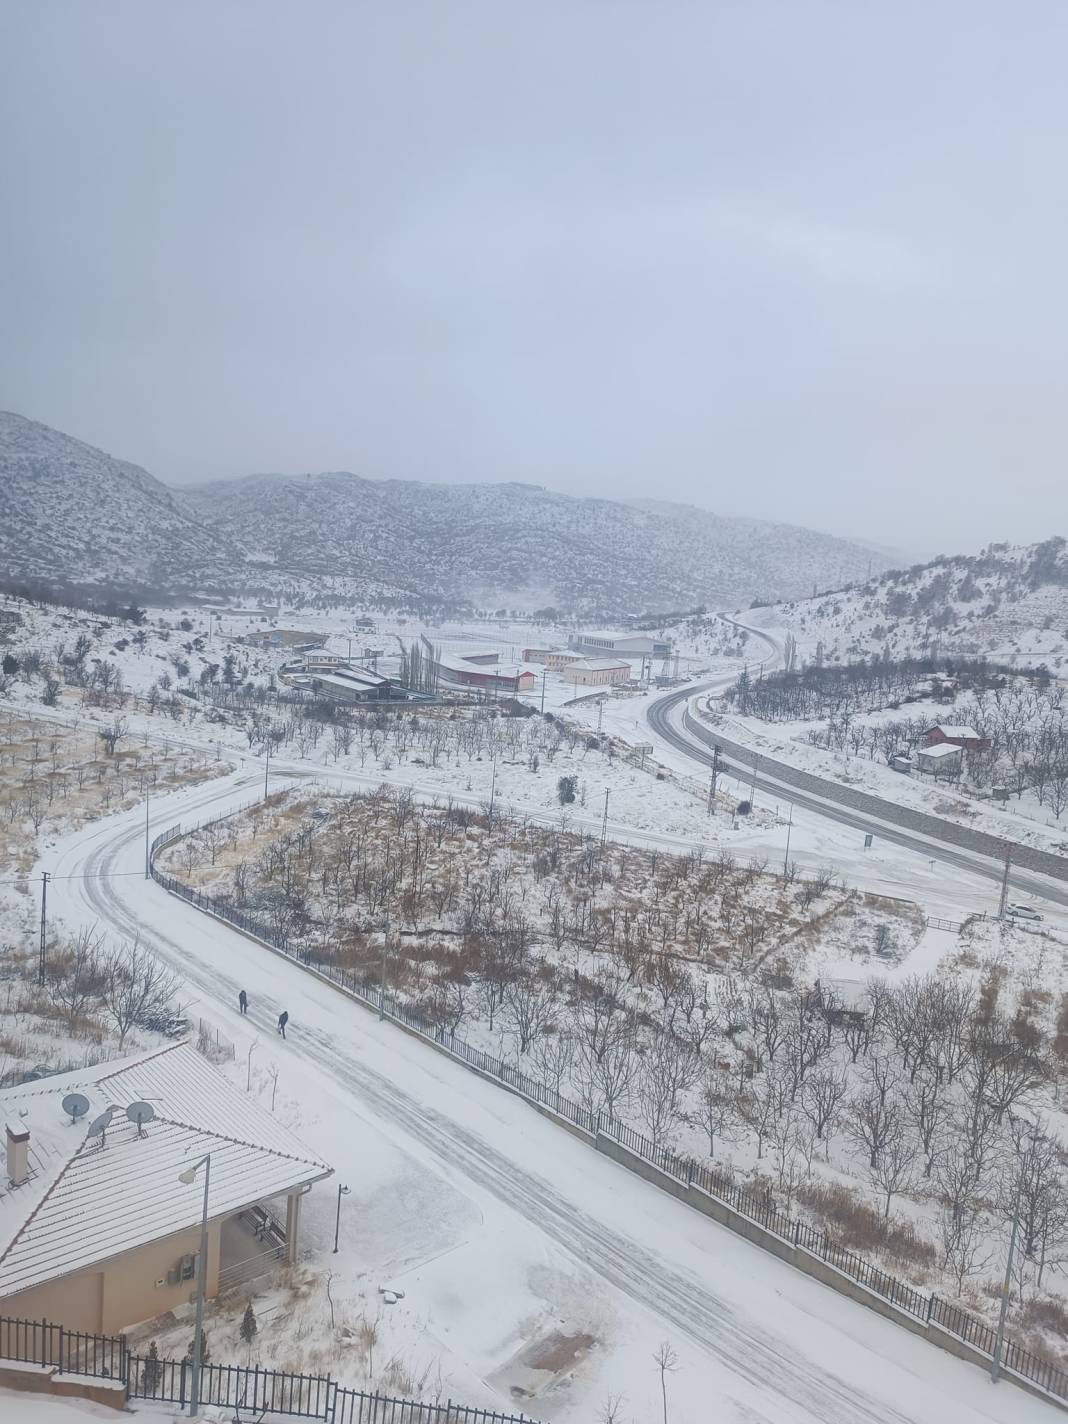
149, 822, 1068, 1408
0, 1316, 126, 1379
0, 1314, 539, 1424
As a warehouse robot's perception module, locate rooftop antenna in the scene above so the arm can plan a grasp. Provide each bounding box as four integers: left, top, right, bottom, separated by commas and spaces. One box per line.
125, 1102, 156, 1139
61, 1092, 90, 1125
86, 1107, 115, 1149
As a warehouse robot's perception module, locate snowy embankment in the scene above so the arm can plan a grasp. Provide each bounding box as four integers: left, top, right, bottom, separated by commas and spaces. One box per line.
31, 771, 1064, 1424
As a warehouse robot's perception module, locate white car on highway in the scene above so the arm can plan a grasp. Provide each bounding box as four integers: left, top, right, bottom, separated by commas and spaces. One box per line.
1006, 902, 1044, 921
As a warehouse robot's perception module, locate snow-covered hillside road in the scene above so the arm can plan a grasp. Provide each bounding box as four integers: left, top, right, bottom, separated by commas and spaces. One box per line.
39, 774, 1060, 1424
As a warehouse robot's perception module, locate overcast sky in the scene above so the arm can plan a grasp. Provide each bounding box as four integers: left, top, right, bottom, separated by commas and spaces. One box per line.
2, 4, 1067, 556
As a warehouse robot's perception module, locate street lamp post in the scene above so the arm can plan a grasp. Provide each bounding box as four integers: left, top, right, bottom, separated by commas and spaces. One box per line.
177, 1153, 211, 1417
379, 918, 390, 1022
782, 803, 793, 877
333, 1183, 351, 1253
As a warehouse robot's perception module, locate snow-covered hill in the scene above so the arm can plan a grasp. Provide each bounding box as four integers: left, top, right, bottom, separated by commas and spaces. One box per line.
2, 410, 889, 614
747, 538, 1068, 669
0, 411, 238, 592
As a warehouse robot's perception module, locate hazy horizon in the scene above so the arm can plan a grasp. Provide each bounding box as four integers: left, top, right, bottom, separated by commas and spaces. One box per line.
4, 4, 1068, 556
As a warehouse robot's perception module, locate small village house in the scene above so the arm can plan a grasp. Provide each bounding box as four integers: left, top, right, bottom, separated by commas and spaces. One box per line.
923, 723, 991, 753
0, 1042, 331, 1335
915, 741, 964, 777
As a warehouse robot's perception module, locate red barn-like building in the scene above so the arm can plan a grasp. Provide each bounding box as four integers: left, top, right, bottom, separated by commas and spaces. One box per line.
924, 723, 991, 753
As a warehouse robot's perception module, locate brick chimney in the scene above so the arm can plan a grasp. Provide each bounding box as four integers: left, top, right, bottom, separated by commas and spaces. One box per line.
6, 1121, 29, 1186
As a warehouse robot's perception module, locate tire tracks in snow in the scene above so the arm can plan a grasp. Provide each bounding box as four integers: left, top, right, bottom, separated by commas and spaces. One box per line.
70, 789, 920, 1424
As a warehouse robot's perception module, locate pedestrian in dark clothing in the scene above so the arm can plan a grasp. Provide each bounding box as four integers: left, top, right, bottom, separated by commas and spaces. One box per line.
238, 990, 248, 1015
277, 1011, 289, 1039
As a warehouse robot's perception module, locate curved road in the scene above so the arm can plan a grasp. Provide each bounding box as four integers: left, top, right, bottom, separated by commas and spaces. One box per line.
36, 775, 1048, 1424
647, 682, 1068, 911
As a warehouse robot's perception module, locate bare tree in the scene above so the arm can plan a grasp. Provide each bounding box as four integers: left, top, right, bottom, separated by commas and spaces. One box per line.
690, 1069, 737, 1157
637, 1033, 699, 1149
101, 937, 180, 1048
652, 1342, 678, 1424
503, 981, 556, 1054
800, 1065, 848, 1144
48, 928, 106, 1032
869, 1119, 917, 1221
99, 716, 129, 756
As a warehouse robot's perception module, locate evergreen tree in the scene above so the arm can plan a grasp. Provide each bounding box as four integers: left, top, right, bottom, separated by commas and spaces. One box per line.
240, 1302, 258, 1346
187, 1328, 210, 1365
142, 1341, 161, 1395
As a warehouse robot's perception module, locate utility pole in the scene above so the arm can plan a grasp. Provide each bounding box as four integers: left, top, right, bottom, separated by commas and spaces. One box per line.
264, 740, 271, 801
38, 871, 49, 985
991, 1178, 1024, 1381
597, 697, 605, 733
540, 670, 547, 715
144, 788, 150, 880
998, 848, 1012, 919
749, 753, 758, 808
488, 756, 497, 821
601, 789, 610, 848
707, 778, 715, 817
710, 745, 720, 797
783, 803, 793, 877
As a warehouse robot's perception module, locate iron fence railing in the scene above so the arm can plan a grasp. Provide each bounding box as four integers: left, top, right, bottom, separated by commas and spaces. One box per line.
0, 1317, 542, 1423
0, 1317, 126, 1379
148, 819, 1068, 1408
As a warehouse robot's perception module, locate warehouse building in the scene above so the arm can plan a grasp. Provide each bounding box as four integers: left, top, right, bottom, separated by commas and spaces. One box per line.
565, 658, 632, 686
567, 630, 672, 658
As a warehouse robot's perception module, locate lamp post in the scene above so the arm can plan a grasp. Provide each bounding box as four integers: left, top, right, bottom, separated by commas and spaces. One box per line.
333, 1183, 351, 1253
264, 740, 271, 800
782, 803, 793, 877
379, 917, 390, 1022
177, 1153, 211, 1417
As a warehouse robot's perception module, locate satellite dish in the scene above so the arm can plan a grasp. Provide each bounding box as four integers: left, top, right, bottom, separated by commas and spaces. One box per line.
126, 1102, 156, 1136
62, 1093, 91, 1124
86, 1108, 115, 1146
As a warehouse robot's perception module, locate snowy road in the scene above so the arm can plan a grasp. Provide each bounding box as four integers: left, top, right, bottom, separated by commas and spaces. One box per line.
40, 773, 1061, 1424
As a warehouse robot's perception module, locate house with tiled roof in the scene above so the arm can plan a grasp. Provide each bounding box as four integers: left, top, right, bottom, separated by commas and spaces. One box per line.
0, 1041, 331, 1334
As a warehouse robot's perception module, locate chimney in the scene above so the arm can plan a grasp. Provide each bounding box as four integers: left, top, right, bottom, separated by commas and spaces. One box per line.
6, 1122, 29, 1186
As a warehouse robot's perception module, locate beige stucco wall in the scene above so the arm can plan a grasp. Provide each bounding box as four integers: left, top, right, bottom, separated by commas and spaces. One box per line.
571, 665, 628, 685
1, 1219, 222, 1336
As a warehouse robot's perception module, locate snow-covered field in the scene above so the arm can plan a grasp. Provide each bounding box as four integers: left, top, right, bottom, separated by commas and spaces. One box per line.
34, 771, 1063, 1423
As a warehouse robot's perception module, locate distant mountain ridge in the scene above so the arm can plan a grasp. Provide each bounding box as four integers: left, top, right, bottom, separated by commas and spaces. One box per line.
1, 410, 890, 613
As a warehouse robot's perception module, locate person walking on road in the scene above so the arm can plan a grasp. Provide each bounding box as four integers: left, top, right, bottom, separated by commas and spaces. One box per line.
238, 990, 248, 1015
277, 1010, 289, 1039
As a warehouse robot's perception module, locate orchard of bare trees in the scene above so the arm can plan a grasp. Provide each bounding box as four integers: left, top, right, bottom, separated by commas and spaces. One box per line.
154, 787, 1068, 1355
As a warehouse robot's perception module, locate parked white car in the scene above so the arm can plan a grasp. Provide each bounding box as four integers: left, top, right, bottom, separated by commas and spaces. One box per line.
1006, 902, 1043, 921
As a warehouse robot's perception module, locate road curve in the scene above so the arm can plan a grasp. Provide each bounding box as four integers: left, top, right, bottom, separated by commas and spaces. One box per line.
646, 685, 1068, 910
36, 777, 1005, 1424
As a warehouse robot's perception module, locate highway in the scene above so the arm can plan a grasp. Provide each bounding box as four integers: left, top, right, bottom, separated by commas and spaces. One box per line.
646, 681, 1068, 914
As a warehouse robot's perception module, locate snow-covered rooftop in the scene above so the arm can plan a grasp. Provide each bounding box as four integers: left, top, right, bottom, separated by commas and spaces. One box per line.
0, 1042, 330, 1299
929, 724, 980, 740
917, 742, 963, 760
566, 658, 631, 671
309, 667, 388, 691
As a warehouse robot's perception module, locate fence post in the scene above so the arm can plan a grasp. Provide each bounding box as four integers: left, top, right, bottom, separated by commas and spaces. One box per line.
926, 1295, 934, 1323
793, 1222, 800, 1247
57, 1323, 64, 1374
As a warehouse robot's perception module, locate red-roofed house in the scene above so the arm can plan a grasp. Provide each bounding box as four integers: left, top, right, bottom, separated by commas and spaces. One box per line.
923, 723, 991, 753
